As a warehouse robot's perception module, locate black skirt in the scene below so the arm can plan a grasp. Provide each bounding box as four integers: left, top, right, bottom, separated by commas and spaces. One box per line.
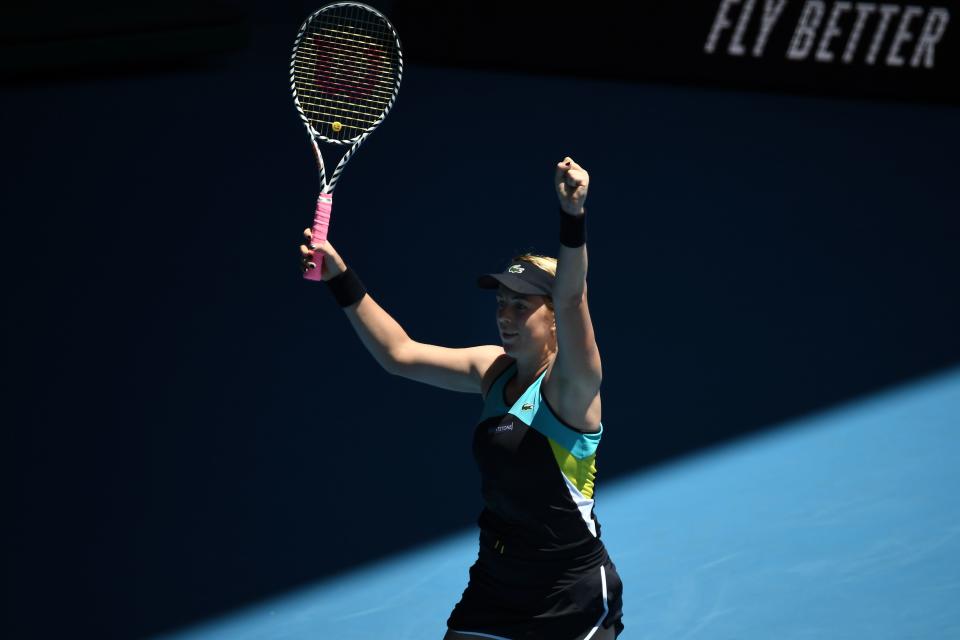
447, 530, 624, 640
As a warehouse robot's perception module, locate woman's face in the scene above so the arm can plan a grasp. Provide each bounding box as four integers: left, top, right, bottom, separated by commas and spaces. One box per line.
496, 285, 555, 356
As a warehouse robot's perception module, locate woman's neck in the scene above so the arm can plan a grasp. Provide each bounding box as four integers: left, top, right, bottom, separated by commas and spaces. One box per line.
511, 350, 554, 387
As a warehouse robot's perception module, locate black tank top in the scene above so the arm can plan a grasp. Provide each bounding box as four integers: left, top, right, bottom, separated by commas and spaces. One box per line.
472, 361, 605, 555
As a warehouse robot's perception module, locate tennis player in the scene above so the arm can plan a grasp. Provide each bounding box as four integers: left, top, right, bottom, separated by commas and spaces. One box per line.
300, 157, 623, 640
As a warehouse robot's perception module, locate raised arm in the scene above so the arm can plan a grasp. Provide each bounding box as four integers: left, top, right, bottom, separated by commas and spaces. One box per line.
545, 158, 603, 422
301, 232, 503, 393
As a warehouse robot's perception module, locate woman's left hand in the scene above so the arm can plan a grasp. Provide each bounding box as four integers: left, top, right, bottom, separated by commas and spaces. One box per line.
555, 156, 589, 216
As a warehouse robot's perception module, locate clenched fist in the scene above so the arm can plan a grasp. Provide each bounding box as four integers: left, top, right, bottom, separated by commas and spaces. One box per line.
555, 156, 589, 216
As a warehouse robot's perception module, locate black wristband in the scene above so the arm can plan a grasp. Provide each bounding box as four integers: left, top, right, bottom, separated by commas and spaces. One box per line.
325, 268, 367, 308
559, 207, 586, 247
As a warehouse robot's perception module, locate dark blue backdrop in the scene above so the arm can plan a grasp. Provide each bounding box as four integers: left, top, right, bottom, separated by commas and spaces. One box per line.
4, 19, 959, 640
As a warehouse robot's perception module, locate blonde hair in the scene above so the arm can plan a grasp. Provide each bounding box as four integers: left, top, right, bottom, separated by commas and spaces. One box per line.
511, 253, 557, 310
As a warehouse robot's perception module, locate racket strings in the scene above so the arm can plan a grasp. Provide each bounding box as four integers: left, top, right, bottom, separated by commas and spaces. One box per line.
308, 29, 393, 65
295, 66, 392, 131
295, 48, 392, 83
295, 47, 393, 87
303, 31, 393, 76
295, 49, 395, 130
292, 4, 400, 141
293, 56, 395, 98
295, 70, 393, 105
290, 95, 383, 127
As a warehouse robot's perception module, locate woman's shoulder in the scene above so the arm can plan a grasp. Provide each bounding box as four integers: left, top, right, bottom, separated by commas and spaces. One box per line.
480, 354, 515, 400
541, 358, 602, 434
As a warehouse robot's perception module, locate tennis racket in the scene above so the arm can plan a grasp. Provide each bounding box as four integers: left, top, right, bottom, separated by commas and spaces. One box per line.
291, 2, 403, 281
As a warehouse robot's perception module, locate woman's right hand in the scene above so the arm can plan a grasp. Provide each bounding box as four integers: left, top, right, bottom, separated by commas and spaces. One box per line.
300, 228, 347, 281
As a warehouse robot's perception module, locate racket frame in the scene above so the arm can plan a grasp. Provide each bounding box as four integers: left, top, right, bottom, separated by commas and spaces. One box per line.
290, 1, 403, 196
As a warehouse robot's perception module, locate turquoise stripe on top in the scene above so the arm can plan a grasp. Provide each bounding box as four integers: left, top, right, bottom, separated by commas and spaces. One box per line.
480, 362, 602, 460
478, 362, 512, 421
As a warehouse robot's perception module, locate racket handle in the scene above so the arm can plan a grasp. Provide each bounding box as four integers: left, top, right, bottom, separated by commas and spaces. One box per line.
303, 194, 332, 282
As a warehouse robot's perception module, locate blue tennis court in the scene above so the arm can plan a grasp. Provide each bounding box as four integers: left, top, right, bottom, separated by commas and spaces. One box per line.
161, 366, 960, 639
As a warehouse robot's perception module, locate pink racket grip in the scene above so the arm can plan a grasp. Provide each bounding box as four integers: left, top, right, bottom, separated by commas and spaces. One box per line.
303, 194, 332, 282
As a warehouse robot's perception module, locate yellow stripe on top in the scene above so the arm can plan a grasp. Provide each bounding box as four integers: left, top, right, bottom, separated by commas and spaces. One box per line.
548, 437, 597, 499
